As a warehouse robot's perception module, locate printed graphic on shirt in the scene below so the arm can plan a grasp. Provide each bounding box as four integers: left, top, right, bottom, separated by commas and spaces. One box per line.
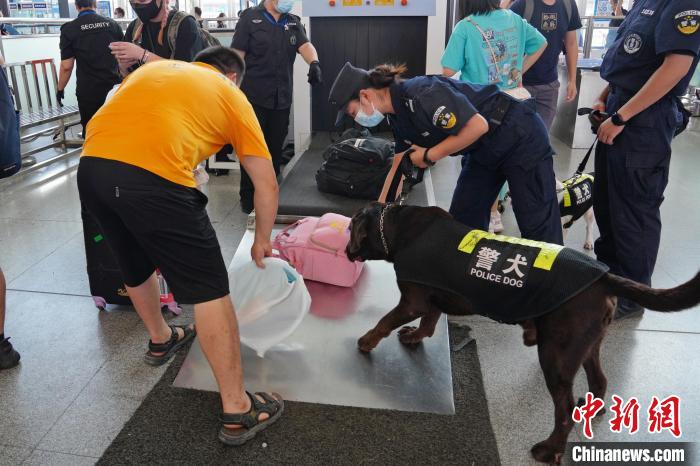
432, 106, 457, 129
542, 13, 558, 32
623, 33, 643, 54
675, 11, 699, 35
479, 26, 523, 88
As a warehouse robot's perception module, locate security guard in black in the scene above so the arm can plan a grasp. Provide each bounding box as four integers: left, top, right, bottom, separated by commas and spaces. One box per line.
591, 0, 700, 317
58, 0, 123, 134
232, 0, 322, 213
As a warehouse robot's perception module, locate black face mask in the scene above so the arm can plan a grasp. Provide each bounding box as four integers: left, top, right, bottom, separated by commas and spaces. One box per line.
131, 0, 160, 23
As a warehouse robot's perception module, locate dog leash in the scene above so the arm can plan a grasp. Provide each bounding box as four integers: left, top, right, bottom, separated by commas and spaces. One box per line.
575, 137, 598, 176
378, 148, 425, 205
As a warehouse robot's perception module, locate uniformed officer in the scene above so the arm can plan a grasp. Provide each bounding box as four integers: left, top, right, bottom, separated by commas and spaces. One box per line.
592, 0, 700, 319
56, 0, 123, 135
232, 0, 323, 213
329, 62, 563, 245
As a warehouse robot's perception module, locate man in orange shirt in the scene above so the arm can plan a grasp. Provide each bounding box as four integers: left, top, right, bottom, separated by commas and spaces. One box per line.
78, 46, 283, 445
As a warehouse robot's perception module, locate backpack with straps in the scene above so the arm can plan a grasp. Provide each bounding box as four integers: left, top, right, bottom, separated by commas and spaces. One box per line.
132, 11, 220, 59
522, 0, 573, 24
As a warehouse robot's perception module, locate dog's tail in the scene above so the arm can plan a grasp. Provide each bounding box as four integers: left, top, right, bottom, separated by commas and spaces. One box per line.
603, 270, 700, 312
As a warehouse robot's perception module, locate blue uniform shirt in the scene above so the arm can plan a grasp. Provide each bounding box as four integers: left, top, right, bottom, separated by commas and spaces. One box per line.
511, 0, 583, 86
600, 0, 700, 95
387, 76, 501, 153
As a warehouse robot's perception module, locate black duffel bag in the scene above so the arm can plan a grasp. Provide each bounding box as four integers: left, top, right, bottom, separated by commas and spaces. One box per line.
316, 137, 394, 200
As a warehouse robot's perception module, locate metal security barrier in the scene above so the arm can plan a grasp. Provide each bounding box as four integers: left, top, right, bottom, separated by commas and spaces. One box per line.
2, 58, 82, 173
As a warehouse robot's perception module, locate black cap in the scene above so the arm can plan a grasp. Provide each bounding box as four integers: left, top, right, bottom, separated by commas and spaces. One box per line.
328, 62, 371, 127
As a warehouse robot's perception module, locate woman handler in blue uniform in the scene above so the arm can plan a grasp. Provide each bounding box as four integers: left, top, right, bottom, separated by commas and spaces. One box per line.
329, 62, 563, 245
592, 0, 700, 319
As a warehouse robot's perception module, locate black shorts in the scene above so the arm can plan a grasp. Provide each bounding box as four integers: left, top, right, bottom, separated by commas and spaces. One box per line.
77, 157, 229, 304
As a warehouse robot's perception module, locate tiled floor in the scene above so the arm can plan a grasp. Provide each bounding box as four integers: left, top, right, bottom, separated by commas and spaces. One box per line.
0, 128, 698, 465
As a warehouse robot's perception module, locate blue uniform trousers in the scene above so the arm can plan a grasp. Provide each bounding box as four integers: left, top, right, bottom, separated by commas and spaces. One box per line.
448, 102, 563, 245
593, 90, 679, 286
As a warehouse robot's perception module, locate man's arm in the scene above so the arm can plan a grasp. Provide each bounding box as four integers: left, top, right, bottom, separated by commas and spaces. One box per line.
239, 156, 279, 267
564, 30, 579, 101
233, 48, 246, 60
598, 53, 695, 144
57, 58, 75, 91
298, 42, 318, 65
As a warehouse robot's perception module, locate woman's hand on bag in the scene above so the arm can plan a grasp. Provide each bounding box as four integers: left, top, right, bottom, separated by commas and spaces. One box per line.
251, 239, 273, 268
408, 145, 429, 169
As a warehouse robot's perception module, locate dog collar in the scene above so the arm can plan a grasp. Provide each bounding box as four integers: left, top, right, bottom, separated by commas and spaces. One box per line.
379, 204, 393, 256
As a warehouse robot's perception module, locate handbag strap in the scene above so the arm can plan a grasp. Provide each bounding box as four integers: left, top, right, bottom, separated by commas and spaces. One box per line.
466, 16, 502, 78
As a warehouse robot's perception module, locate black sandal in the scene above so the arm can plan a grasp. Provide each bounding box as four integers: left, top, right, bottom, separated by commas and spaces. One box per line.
219, 391, 285, 446
144, 325, 196, 366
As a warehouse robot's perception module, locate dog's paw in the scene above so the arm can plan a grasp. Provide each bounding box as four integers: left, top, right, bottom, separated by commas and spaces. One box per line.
357, 334, 377, 353
583, 241, 594, 250
398, 326, 424, 346
531, 441, 563, 465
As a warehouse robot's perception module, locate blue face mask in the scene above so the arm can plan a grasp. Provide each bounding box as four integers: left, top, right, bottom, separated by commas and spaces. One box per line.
354, 102, 385, 128
275, 0, 294, 14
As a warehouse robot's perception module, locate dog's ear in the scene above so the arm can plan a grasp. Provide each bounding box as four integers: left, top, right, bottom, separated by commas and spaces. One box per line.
347, 211, 369, 254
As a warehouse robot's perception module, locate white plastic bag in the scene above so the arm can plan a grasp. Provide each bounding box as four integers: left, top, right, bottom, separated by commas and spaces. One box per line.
229, 257, 311, 357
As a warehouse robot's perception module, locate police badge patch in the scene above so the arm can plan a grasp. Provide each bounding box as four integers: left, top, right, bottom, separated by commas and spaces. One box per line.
432, 106, 457, 129
623, 33, 643, 54
675, 10, 700, 35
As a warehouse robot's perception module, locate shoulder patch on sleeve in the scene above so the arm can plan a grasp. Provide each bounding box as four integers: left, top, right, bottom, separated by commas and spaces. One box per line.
675, 10, 700, 35
432, 106, 457, 129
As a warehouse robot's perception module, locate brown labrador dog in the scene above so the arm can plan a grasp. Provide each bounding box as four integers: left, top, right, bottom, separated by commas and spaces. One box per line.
346, 203, 700, 465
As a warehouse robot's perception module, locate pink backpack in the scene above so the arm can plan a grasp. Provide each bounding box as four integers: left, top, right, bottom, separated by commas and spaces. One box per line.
273, 213, 364, 287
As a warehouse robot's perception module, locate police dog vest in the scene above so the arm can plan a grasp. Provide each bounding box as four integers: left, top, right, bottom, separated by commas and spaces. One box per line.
560, 173, 594, 229
393, 218, 609, 324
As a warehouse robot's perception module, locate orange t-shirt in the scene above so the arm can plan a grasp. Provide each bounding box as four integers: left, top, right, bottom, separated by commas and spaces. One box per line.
82, 61, 270, 187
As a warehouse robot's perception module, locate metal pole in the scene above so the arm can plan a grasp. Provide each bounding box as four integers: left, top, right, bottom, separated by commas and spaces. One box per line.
583, 17, 595, 59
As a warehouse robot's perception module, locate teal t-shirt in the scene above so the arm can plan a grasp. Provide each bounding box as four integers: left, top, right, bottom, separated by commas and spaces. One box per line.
441, 10, 546, 90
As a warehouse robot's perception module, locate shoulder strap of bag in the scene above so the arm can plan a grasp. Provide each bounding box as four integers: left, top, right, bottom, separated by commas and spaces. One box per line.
166, 11, 191, 59
563, 0, 572, 23
130, 18, 142, 44
523, 0, 535, 23
466, 16, 502, 76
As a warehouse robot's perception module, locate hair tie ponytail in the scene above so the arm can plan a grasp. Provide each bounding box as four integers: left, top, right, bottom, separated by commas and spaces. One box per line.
367, 63, 408, 89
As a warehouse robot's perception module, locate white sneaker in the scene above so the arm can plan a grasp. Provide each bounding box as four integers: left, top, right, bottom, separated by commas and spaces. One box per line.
489, 211, 504, 233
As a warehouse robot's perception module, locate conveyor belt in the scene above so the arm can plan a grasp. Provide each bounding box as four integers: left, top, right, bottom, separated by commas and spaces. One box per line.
276, 133, 432, 220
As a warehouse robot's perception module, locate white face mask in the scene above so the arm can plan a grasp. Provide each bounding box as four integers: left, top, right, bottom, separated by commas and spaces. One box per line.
354, 100, 385, 128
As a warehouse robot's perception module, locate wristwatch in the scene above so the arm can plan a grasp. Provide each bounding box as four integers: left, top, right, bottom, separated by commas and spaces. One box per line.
611, 112, 627, 126
423, 148, 436, 167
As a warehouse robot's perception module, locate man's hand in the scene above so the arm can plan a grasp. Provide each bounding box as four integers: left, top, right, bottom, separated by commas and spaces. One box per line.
597, 117, 625, 145
56, 89, 64, 107
251, 239, 274, 268
407, 145, 429, 169
566, 81, 578, 102
308, 61, 322, 86
110, 42, 145, 65
592, 99, 606, 114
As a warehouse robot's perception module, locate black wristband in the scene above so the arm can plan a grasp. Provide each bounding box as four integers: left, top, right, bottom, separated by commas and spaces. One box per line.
423, 148, 436, 167
611, 112, 627, 126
